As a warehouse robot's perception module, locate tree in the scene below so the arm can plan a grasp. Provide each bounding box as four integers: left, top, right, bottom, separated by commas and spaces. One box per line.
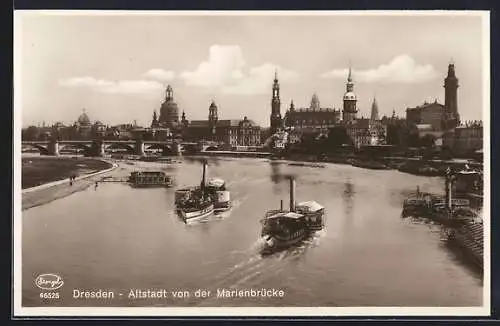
420, 134, 436, 148
327, 126, 351, 146
22, 126, 39, 141
406, 133, 421, 148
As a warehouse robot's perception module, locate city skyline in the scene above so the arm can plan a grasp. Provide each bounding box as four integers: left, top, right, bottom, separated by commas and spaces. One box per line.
16, 11, 486, 128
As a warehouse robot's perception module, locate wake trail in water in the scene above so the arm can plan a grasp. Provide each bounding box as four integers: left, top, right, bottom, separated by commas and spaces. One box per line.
205, 229, 327, 297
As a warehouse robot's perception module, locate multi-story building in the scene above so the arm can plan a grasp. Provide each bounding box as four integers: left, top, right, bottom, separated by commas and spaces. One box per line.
406, 63, 461, 132
283, 94, 342, 132
406, 100, 446, 131
443, 121, 483, 157
182, 101, 261, 147
344, 97, 387, 148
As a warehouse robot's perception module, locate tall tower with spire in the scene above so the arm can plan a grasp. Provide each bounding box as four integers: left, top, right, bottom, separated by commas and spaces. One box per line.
310, 93, 320, 111
342, 64, 358, 123
444, 62, 460, 128
370, 96, 379, 122
151, 110, 159, 128
208, 100, 218, 137
270, 70, 282, 134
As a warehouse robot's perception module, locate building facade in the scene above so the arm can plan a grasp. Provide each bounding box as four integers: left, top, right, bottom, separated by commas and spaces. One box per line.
283, 95, 342, 132
406, 63, 461, 133
442, 121, 483, 157
182, 101, 261, 147
406, 100, 446, 131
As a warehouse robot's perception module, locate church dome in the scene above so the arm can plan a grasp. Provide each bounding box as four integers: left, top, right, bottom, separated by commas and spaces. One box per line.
159, 85, 180, 126
77, 111, 91, 125
164, 99, 178, 111
343, 92, 357, 101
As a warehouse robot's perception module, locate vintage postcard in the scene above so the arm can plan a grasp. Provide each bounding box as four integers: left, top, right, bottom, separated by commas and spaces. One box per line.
13, 10, 490, 317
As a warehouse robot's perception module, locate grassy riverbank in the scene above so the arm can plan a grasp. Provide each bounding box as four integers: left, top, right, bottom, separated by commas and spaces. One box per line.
22, 156, 113, 189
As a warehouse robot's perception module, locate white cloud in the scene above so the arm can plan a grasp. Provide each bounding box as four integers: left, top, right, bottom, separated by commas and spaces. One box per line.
320, 55, 439, 84
180, 45, 246, 88
58, 77, 163, 95
180, 45, 299, 95
222, 62, 299, 95
142, 69, 176, 81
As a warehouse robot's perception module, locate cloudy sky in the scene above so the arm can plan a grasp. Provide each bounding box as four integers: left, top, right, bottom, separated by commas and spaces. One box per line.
15, 11, 487, 128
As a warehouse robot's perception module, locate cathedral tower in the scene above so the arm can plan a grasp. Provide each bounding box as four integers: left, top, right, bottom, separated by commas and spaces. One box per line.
370, 96, 379, 121
310, 93, 320, 111
208, 100, 218, 137
342, 65, 358, 123
444, 62, 460, 127
270, 70, 282, 134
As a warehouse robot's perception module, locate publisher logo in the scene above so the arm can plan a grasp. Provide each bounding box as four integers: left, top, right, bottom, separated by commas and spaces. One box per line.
35, 274, 64, 291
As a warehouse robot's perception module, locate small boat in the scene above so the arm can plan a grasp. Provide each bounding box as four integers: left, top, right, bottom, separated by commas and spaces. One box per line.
128, 171, 174, 188
260, 178, 324, 254
350, 159, 389, 170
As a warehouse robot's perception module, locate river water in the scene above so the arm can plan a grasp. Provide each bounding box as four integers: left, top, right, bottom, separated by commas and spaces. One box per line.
22, 157, 483, 307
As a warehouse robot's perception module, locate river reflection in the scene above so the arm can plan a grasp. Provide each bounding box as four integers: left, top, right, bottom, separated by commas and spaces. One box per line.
22, 158, 483, 307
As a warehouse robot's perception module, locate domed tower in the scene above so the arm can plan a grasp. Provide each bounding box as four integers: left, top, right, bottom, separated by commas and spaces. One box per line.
342, 65, 358, 123
158, 85, 180, 128
270, 70, 282, 134
77, 109, 91, 126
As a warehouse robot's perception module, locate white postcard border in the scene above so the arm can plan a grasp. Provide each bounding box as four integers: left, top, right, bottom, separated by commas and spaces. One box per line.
13, 10, 491, 318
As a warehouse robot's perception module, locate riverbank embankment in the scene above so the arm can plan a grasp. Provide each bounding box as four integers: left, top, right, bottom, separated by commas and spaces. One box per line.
21, 156, 117, 210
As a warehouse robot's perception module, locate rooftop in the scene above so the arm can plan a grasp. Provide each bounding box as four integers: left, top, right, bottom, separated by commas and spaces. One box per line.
407, 100, 444, 111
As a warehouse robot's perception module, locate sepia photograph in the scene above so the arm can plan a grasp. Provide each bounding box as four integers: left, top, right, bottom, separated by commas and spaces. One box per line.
14, 10, 490, 317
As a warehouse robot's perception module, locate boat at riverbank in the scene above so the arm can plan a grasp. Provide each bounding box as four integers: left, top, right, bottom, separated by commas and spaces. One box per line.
349, 159, 390, 170
446, 220, 483, 270
175, 161, 231, 222
128, 171, 174, 188
260, 178, 325, 255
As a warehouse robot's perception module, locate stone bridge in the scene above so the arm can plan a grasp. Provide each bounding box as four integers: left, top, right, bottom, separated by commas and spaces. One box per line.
21, 140, 216, 156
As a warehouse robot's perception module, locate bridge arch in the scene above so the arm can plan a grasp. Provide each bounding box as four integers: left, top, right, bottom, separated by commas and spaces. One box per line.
59, 143, 92, 153
205, 146, 219, 152
103, 143, 135, 154
182, 144, 198, 154
22, 143, 49, 155
145, 144, 174, 156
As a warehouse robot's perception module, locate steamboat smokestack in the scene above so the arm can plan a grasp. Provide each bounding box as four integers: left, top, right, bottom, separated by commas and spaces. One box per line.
445, 167, 453, 211
280, 199, 284, 211
201, 160, 207, 189
289, 177, 296, 212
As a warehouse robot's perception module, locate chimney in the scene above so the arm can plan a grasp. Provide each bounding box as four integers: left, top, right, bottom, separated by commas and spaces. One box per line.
289, 177, 296, 212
